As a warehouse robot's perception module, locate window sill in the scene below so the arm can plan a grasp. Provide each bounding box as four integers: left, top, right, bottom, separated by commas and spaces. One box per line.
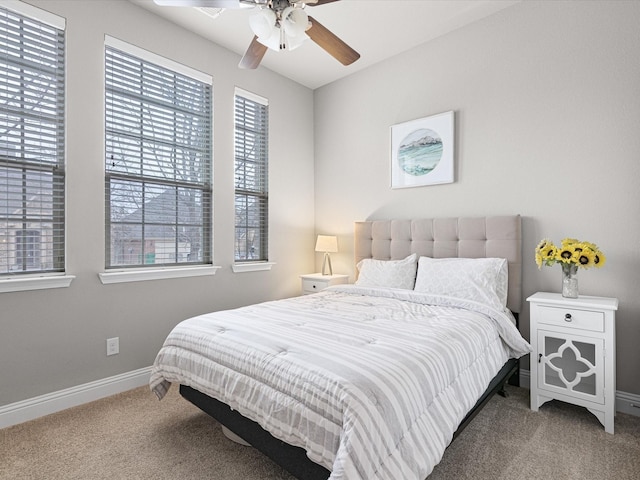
98, 265, 221, 284
232, 262, 275, 273
0, 274, 76, 294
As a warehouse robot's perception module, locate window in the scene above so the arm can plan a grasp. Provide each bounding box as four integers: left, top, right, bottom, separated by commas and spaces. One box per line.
15, 229, 41, 269
105, 37, 212, 269
0, 4, 65, 276
234, 89, 268, 262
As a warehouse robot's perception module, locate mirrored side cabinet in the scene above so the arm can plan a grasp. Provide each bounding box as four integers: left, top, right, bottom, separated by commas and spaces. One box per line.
528, 292, 618, 433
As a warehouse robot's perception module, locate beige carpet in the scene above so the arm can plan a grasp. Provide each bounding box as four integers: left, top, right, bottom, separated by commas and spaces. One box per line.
1, 385, 639, 480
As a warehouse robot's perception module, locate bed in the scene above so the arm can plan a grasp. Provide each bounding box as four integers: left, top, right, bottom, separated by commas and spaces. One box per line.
150, 215, 531, 480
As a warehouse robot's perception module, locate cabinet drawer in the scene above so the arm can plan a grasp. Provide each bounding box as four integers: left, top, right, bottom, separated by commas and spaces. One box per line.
302, 279, 327, 294
537, 305, 604, 332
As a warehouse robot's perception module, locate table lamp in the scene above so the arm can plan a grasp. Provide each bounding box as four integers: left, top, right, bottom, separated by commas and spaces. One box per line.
315, 235, 338, 276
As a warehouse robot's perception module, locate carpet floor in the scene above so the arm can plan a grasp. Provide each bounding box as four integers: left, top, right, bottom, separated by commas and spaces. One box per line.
1, 385, 639, 479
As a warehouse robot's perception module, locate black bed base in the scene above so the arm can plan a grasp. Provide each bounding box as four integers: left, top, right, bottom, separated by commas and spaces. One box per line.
180, 384, 331, 480
452, 357, 519, 440
179, 358, 519, 480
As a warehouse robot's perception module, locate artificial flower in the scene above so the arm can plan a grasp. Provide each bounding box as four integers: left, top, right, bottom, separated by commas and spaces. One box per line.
535, 237, 605, 269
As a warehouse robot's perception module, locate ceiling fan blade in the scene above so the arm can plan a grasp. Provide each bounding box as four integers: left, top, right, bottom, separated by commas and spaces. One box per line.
239, 36, 268, 69
306, 16, 360, 66
153, 0, 246, 8
306, 0, 342, 6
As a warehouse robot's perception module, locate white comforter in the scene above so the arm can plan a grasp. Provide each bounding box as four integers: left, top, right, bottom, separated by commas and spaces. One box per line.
150, 285, 531, 480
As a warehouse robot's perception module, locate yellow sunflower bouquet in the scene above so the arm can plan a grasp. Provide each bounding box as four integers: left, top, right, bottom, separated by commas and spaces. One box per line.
535, 238, 606, 269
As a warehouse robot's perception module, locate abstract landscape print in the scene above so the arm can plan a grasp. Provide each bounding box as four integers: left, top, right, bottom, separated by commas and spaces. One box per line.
391, 111, 454, 188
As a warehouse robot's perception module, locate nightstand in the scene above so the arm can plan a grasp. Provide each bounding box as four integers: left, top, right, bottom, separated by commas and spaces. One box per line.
300, 273, 348, 295
527, 292, 618, 433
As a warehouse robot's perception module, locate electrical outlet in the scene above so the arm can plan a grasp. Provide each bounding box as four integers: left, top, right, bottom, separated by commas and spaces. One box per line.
106, 337, 119, 356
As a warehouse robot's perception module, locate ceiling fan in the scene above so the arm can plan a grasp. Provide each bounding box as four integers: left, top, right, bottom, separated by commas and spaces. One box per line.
152, 0, 360, 69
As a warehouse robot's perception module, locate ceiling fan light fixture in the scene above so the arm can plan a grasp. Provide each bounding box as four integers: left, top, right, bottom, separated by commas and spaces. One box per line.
256, 24, 282, 51
285, 31, 309, 50
249, 8, 276, 39
281, 7, 309, 38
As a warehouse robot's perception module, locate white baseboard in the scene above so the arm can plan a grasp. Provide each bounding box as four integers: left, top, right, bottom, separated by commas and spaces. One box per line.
614, 390, 640, 417
0, 366, 152, 430
518, 368, 640, 417
2, 366, 637, 430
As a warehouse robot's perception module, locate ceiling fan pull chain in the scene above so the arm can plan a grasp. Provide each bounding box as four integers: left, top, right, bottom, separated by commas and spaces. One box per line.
280, 24, 285, 50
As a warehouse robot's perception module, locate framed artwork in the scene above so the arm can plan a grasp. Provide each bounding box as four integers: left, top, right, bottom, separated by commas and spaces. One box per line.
390, 111, 455, 188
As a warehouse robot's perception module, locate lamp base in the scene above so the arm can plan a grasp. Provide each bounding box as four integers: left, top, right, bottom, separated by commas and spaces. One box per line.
321, 252, 333, 276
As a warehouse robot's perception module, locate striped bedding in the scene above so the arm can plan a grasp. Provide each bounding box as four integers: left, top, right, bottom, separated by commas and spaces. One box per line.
150, 285, 531, 480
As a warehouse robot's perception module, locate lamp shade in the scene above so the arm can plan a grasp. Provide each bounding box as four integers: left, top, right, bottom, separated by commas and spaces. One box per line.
249, 8, 276, 39
284, 30, 309, 51
255, 25, 281, 50
282, 7, 308, 38
315, 235, 338, 253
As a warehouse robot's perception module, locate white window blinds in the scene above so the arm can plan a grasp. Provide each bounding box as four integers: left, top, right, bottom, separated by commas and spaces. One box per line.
0, 4, 65, 276
234, 89, 268, 262
105, 39, 212, 268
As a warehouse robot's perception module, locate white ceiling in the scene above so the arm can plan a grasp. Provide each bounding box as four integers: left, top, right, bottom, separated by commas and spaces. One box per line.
131, 0, 520, 90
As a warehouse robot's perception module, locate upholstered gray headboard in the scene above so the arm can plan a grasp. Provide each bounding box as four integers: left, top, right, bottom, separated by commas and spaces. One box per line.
354, 215, 522, 313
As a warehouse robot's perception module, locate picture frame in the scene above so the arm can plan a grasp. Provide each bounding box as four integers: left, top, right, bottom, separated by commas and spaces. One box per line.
390, 111, 455, 188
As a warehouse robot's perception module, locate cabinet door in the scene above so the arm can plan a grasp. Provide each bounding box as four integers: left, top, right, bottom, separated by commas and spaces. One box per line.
537, 329, 604, 404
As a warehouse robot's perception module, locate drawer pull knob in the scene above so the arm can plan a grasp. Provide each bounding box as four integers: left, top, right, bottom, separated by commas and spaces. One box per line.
564, 313, 572, 322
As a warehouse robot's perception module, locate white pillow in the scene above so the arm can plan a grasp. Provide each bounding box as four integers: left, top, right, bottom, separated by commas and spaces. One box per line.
413, 257, 508, 309
495, 260, 509, 307
355, 253, 418, 290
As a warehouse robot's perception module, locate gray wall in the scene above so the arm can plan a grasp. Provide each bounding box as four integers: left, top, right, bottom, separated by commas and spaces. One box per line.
3, 0, 639, 408
0, 1, 315, 406
313, 1, 640, 394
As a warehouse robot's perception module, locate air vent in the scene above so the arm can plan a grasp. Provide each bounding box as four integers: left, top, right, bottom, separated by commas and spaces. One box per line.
195, 7, 225, 19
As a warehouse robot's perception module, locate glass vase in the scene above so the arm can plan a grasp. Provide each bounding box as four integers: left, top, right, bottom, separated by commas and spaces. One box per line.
561, 263, 579, 298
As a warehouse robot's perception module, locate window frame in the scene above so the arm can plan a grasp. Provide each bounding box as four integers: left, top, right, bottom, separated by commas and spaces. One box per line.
103, 36, 214, 278
233, 88, 270, 268
0, 1, 73, 293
